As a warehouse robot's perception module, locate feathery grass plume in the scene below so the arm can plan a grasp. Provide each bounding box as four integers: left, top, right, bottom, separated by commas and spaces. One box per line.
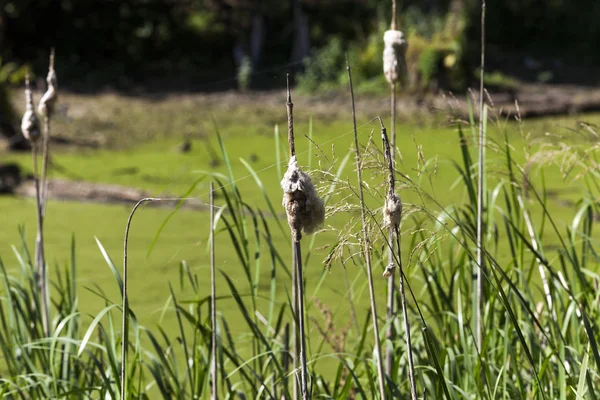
281, 156, 325, 241
21, 74, 41, 143
346, 56, 387, 399
282, 74, 318, 400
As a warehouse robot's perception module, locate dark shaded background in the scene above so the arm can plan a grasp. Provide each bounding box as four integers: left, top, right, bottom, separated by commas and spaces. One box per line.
0, 0, 599, 91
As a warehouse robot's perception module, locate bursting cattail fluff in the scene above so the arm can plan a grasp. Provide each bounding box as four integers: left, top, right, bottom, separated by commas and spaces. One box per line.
38, 63, 58, 117
21, 77, 41, 142
383, 30, 408, 85
383, 192, 402, 229
281, 156, 325, 241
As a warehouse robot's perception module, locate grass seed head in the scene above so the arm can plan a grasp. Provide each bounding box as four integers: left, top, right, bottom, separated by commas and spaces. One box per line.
281, 155, 325, 241
383, 192, 402, 229
38, 51, 58, 117
383, 30, 408, 85
21, 75, 41, 143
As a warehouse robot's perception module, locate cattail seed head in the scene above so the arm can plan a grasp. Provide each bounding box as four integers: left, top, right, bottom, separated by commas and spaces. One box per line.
383, 30, 408, 85
38, 50, 58, 117
382, 263, 395, 278
21, 74, 41, 143
281, 156, 325, 241
383, 192, 402, 229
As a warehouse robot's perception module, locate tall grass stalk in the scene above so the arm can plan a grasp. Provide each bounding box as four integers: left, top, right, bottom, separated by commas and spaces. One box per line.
285, 75, 309, 400
475, 0, 486, 352
346, 57, 386, 399
121, 197, 155, 400
210, 182, 218, 400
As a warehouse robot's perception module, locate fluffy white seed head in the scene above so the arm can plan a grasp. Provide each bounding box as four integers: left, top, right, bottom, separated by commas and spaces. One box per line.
281, 156, 325, 241
38, 65, 58, 117
383, 192, 402, 229
21, 78, 41, 143
383, 30, 408, 85
382, 263, 395, 278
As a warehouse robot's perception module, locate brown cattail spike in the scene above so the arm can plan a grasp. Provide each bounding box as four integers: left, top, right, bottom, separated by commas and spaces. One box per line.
38, 49, 58, 117
21, 73, 41, 143
286, 74, 295, 157
383, 30, 408, 85
281, 156, 325, 242
379, 117, 402, 230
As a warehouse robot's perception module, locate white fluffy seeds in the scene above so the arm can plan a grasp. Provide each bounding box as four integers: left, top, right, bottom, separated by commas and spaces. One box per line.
383, 192, 402, 229
21, 81, 41, 143
281, 156, 325, 241
38, 68, 58, 117
383, 30, 408, 85
382, 263, 395, 278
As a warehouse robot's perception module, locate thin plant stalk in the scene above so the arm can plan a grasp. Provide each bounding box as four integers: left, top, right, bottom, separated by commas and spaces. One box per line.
346, 57, 387, 400
40, 48, 55, 217
31, 142, 48, 334
119, 196, 198, 400
286, 75, 308, 400
386, 0, 399, 375
476, 0, 486, 352
391, 0, 397, 30
38, 49, 56, 337
380, 118, 417, 400
121, 197, 154, 400
395, 234, 417, 400
385, 66, 398, 379
210, 182, 218, 400
39, 114, 50, 337
293, 240, 309, 400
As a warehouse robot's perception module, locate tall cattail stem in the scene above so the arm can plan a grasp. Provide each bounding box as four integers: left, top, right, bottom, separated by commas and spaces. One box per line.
476, 0, 486, 352
210, 182, 218, 400
380, 118, 416, 399
347, 57, 387, 400
293, 240, 309, 400
32, 143, 48, 336
36, 49, 57, 338
40, 117, 50, 216
287, 75, 299, 400
391, 0, 397, 30
39, 120, 50, 339
385, 76, 398, 378
285, 75, 308, 400
287, 75, 295, 158
395, 233, 417, 400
